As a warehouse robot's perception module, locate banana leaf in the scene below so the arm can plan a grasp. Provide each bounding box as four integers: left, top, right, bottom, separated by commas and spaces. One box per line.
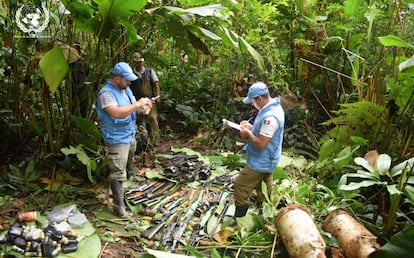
370, 225, 414, 258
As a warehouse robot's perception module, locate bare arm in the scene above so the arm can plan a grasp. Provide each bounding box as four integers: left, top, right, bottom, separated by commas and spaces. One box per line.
154, 81, 161, 103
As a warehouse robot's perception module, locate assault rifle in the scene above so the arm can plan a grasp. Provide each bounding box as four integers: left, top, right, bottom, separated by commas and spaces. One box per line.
128, 181, 175, 205
208, 191, 231, 239
141, 198, 181, 240
125, 181, 158, 197
161, 208, 184, 246
170, 191, 204, 250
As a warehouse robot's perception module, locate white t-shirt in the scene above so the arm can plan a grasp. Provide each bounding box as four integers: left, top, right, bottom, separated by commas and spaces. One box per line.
98, 90, 136, 109
258, 99, 279, 138
259, 116, 279, 138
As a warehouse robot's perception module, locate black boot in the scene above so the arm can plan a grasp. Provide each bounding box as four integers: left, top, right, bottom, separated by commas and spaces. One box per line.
234, 205, 249, 218
110, 180, 129, 218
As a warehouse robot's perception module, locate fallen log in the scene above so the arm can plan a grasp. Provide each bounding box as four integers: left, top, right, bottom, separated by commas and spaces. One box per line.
323, 209, 380, 258
275, 204, 326, 258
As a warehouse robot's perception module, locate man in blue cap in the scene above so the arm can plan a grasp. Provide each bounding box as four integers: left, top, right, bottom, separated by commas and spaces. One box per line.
96, 62, 153, 217
234, 82, 285, 218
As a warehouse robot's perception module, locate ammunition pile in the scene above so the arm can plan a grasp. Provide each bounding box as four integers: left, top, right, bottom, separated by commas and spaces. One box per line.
127, 152, 237, 250
0, 221, 84, 257
0, 205, 86, 257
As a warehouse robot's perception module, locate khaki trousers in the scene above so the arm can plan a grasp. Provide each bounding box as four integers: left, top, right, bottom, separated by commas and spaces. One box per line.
234, 166, 273, 207
137, 104, 160, 144
107, 138, 136, 182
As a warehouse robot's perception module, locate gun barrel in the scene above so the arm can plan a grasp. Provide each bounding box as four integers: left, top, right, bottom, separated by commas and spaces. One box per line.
141, 221, 166, 240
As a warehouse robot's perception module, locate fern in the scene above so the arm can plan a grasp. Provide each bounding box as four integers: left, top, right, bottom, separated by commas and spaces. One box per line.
323, 101, 384, 127
320, 101, 385, 157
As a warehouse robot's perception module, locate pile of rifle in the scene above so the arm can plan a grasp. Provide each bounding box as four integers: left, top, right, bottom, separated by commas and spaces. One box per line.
125, 153, 236, 250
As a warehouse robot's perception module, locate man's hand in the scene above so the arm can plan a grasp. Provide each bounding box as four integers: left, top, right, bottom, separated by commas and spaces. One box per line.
136, 97, 153, 109
239, 127, 252, 140
240, 120, 253, 130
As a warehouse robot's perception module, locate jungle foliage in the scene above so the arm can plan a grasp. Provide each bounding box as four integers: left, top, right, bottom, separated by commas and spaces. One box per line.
0, 0, 413, 257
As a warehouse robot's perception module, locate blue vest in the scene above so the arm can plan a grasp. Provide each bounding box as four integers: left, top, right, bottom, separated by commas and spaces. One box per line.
96, 81, 136, 145
245, 98, 284, 173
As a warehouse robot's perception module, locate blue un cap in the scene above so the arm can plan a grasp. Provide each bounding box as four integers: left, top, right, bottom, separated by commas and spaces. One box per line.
243, 82, 269, 104
112, 62, 138, 81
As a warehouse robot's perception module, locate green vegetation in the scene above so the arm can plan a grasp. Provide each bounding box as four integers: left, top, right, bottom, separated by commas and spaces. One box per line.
0, 0, 413, 257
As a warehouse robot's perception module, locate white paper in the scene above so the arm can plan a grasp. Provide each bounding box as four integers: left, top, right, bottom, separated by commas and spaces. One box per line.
222, 119, 241, 130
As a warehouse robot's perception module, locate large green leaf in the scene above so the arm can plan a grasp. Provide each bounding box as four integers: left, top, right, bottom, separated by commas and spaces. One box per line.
343, 0, 364, 21
378, 35, 414, 49
318, 139, 336, 161
183, 4, 225, 19
39, 47, 69, 94
399, 55, 414, 72
390, 157, 414, 177
370, 225, 414, 258
57, 221, 101, 258
386, 184, 402, 196
346, 170, 378, 180
240, 37, 265, 72
119, 19, 140, 43
218, 26, 265, 72
403, 185, 414, 204
71, 115, 101, 139
376, 154, 392, 175
95, 0, 147, 19
333, 146, 353, 168
60, 0, 95, 19
187, 25, 221, 41
273, 167, 289, 180
340, 180, 385, 191
354, 157, 377, 174
165, 4, 226, 21
61, 145, 97, 184
219, 26, 239, 48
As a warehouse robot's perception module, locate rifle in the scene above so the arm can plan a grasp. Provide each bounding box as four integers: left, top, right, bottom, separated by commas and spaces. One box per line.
125, 181, 162, 200
160, 187, 197, 246
128, 180, 173, 204
208, 190, 231, 239
141, 197, 182, 240
188, 200, 214, 246
148, 185, 183, 214
161, 208, 184, 246
125, 181, 157, 196
170, 191, 204, 250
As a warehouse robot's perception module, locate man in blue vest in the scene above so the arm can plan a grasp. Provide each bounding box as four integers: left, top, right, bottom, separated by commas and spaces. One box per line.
96, 62, 153, 217
234, 82, 285, 218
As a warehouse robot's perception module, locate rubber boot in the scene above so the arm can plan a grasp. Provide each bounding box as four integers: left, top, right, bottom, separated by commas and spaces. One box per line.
110, 180, 129, 218
127, 166, 141, 181
234, 205, 249, 218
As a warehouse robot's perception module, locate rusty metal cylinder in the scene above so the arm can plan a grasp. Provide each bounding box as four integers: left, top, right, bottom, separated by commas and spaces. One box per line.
17, 211, 37, 222
323, 209, 379, 258
275, 204, 326, 258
